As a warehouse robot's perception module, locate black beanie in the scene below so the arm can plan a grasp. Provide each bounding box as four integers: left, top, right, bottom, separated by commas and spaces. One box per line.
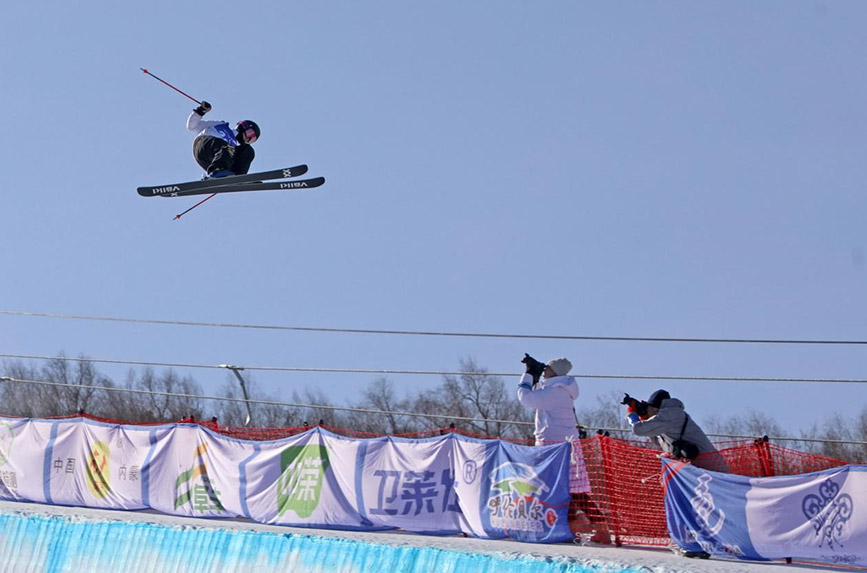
647, 389, 670, 408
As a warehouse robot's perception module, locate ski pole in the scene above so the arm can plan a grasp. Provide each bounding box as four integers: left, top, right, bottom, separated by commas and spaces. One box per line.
174, 193, 218, 221
140, 68, 202, 105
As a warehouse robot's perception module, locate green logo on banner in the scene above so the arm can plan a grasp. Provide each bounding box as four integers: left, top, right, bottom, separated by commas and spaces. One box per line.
277, 444, 330, 518
174, 443, 225, 513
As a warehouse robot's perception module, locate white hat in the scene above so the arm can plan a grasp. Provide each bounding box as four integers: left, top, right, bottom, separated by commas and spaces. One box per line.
546, 357, 572, 376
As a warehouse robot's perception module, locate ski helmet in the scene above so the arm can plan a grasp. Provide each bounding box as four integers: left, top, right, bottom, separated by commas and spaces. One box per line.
236, 120, 260, 144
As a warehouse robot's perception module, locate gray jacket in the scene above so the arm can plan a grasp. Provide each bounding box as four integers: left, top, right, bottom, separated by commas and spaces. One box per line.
630, 398, 728, 472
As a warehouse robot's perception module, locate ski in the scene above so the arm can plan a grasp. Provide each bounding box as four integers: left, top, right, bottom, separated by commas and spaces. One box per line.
163, 177, 326, 198
137, 164, 308, 197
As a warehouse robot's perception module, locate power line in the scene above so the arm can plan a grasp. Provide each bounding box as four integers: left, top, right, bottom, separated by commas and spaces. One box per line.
3, 310, 867, 345
3, 352, 867, 384
0, 375, 530, 428
0, 348, 867, 384
1, 375, 864, 447
5, 353, 867, 384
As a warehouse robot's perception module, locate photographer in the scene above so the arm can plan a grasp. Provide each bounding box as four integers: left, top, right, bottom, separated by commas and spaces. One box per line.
625, 390, 728, 473
518, 354, 612, 544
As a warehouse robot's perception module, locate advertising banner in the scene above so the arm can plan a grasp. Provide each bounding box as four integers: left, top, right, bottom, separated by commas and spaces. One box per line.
0, 417, 571, 543
664, 459, 867, 566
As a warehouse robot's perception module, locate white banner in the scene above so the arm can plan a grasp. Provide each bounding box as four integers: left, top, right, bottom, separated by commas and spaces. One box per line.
246, 430, 366, 527
49, 421, 156, 509
664, 459, 867, 566
0, 417, 572, 543
358, 435, 465, 534
747, 467, 866, 564
0, 419, 51, 503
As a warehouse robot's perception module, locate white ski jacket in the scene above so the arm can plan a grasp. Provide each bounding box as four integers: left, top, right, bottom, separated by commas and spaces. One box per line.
516, 373, 580, 445
187, 112, 239, 146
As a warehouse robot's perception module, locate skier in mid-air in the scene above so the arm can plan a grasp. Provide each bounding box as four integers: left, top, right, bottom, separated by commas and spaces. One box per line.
136, 68, 323, 219
187, 100, 260, 178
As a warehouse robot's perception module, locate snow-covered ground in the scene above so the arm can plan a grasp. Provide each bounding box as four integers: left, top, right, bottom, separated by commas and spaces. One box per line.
0, 500, 849, 573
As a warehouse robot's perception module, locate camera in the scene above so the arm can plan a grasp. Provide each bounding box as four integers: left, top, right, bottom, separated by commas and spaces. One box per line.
521, 353, 546, 380
621, 393, 650, 418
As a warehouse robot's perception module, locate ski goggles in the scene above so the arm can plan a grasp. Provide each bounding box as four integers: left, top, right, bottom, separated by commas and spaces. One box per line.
237, 121, 259, 144
240, 127, 258, 143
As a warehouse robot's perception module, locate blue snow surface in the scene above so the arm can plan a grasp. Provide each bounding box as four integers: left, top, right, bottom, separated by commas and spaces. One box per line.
0, 510, 649, 573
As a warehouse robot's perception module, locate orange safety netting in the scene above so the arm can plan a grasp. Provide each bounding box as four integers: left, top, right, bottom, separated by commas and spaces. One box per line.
44, 413, 851, 546
574, 435, 847, 546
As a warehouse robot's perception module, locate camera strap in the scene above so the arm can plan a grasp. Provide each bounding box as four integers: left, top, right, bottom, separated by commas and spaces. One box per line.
678, 414, 690, 441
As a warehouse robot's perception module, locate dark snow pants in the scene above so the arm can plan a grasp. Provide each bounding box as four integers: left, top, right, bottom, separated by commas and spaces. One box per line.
193, 136, 255, 176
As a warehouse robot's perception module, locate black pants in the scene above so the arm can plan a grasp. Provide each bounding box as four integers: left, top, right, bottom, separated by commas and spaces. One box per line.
193, 136, 255, 175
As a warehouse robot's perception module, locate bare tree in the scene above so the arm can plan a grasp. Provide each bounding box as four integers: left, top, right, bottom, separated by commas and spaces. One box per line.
290, 387, 344, 429
117, 367, 205, 422
700, 409, 867, 461
0, 360, 42, 417
575, 391, 624, 435
704, 409, 786, 440
856, 406, 867, 462
40, 355, 114, 415
415, 357, 531, 439
799, 411, 867, 464
0, 356, 115, 418
2, 352, 866, 466
346, 377, 417, 435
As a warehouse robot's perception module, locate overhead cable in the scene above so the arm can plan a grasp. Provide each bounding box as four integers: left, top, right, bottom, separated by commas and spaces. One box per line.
3, 310, 867, 345
2, 353, 866, 385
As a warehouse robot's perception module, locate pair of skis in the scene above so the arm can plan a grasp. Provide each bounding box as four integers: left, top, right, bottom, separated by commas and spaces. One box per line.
137, 164, 324, 220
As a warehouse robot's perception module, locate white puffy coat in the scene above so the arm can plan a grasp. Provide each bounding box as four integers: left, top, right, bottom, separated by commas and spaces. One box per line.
516, 373, 580, 445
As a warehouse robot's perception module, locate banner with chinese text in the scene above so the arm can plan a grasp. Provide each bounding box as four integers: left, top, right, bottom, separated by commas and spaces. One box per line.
0, 417, 571, 543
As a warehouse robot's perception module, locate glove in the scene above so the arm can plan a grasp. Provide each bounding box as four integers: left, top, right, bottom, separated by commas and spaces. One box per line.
621, 393, 649, 418
626, 412, 641, 426
521, 353, 545, 379
194, 101, 212, 116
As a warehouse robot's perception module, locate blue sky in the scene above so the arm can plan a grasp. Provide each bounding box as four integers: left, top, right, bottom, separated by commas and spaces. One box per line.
1, 2, 865, 435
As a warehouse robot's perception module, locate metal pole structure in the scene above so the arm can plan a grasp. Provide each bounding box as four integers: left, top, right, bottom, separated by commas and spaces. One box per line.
220, 364, 252, 426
